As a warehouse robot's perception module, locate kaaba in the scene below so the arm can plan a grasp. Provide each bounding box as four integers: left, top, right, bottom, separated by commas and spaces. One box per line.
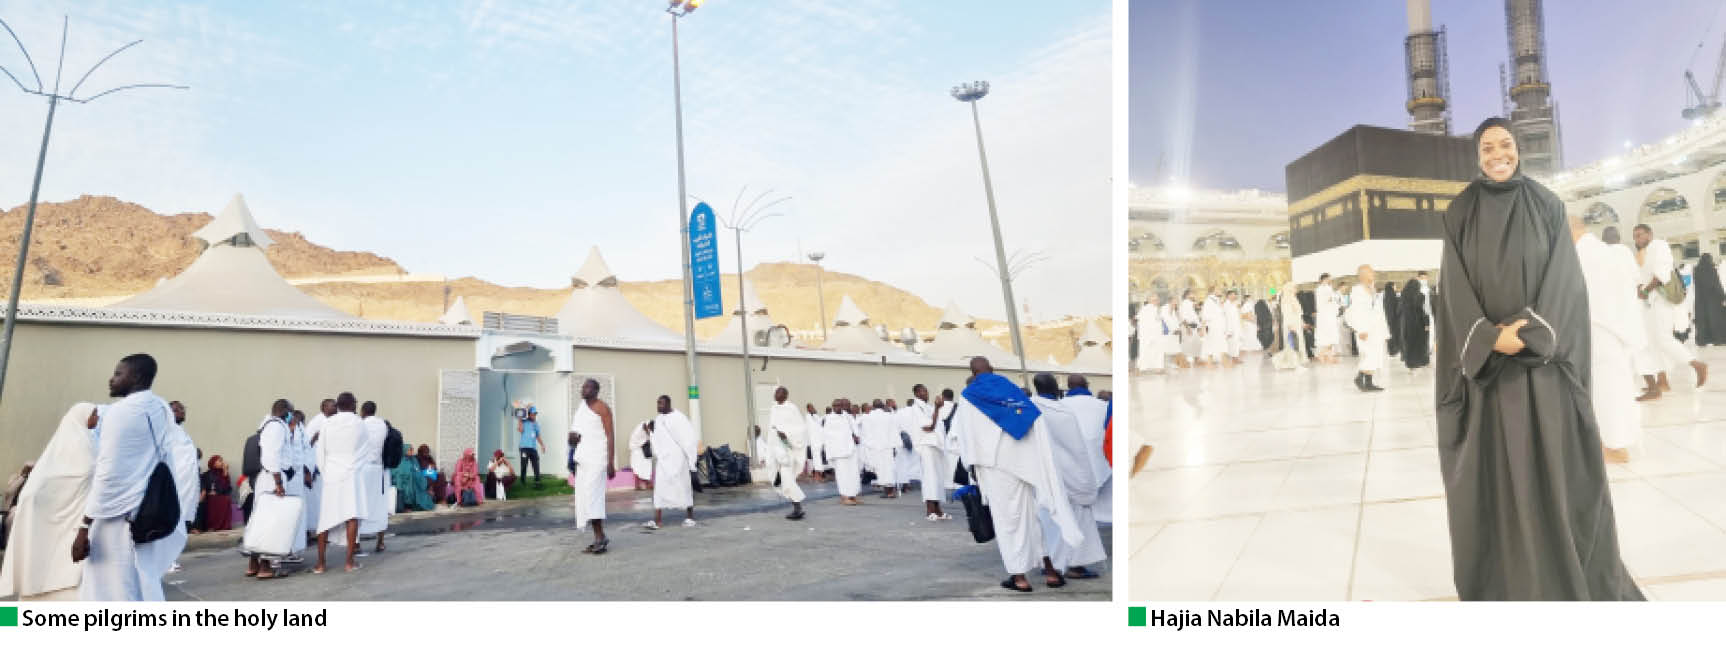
1285, 125, 1475, 258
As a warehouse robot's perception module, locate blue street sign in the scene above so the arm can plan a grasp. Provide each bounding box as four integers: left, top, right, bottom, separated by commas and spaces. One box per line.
690, 202, 723, 319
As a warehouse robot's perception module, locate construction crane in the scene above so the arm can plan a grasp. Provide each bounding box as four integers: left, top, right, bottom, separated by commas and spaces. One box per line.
1684, 34, 1726, 120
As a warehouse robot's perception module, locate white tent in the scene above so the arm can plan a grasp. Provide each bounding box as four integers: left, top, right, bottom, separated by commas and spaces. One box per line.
113, 194, 351, 320
705, 278, 774, 346
819, 295, 907, 356
439, 296, 473, 325
918, 300, 1015, 362
554, 246, 681, 342
1069, 319, 1112, 371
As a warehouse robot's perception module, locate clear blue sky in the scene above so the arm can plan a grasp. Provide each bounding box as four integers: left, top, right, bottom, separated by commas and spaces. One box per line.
0, 0, 1109, 321
1132, 0, 1726, 191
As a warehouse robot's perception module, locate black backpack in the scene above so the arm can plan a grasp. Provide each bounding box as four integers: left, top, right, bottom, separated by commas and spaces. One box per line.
129, 405, 181, 544
382, 422, 404, 468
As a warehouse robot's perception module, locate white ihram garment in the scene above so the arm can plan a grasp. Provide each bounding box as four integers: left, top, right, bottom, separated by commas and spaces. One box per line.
571, 400, 610, 525
1031, 397, 1108, 569
1580, 235, 1646, 450
357, 417, 389, 536
628, 422, 653, 482
0, 403, 96, 600
1060, 392, 1112, 523
860, 410, 899, 486
767, 402, 807, 503
900, 400, 942, 502
1200, 297, 1228, 361
80, 390, 174, 601
302, 413, 327, 534
821, 415, 860, 497
1314, 284, 1341, 349
315, 412, 366, 535
651, 410, 699, 510
952, 394, 1083, 576
1345, 283, 1390, 374
1636, 240, 1696, 375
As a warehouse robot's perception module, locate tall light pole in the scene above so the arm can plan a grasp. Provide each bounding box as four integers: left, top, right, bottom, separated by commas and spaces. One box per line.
0, 16, 185, 405
807, 251, 827, 341
951, 80, 1030, 386
721, 187, 789, 461
667, 0, 703, 432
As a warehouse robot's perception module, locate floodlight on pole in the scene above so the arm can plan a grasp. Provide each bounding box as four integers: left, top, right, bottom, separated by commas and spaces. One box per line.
719, 186, 790, 462
666, 0, 703, 433
951, 79, 1031, 387
807, 251, 827, 340
0, 15, 186, 408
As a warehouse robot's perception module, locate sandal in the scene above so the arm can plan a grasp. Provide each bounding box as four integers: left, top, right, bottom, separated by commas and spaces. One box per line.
591, 539, 609, 555
937, 513, 953, 520
1000, 578, 1032, 593
1066, 567, 1101, 580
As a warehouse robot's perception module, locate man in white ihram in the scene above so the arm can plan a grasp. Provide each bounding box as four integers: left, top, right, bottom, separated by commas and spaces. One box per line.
72, 353, 180, 601
243, 399, 296, 579
1061, 374, 1112, 522
648, 395, 700, 529
1632, 224, 1708, 400
1314, 274, 1341, 363
950, 357, 1082, 593
901, 385, 949, 521
569, 378, 615, 553
302, 399, 335, 542
357, 401, 390, 554
1344, 265, 1389, 392
1574, 217, 1646, 463
860, 400, 900, 497
1200, 289, 1229, 366
766, 387, 808, 520
1030, 374, 1107, 585
314, 393, 366, 574
822, 400, 863, 505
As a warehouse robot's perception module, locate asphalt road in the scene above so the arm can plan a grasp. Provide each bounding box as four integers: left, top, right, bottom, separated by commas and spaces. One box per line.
162, 482, 1112, 601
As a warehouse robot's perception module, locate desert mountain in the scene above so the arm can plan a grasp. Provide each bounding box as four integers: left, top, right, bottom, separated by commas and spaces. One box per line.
2, 196, 1107, 363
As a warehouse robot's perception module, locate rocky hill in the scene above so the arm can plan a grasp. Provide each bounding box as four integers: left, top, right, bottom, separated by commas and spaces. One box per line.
0, 195, 402, 298
3, 197, 1109, 363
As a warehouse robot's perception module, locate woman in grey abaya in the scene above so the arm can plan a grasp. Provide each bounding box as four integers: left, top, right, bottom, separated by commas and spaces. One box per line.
1434, 117, 1642, 601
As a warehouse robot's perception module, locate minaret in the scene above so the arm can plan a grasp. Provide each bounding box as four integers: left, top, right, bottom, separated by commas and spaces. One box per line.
1404, 0, 1451, 135
1504, 0, 1562, 177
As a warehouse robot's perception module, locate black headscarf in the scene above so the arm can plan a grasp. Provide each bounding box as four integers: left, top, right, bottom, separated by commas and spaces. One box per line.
1695, 253, 1726, 345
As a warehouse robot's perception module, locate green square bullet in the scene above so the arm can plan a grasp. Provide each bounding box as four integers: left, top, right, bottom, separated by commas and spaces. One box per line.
0, 606, 18, 627
1128, 606, 1146, 627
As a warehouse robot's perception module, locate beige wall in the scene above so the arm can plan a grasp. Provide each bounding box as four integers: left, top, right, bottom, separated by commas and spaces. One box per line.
572, 346, 1113, 466
0, 321, 474, 479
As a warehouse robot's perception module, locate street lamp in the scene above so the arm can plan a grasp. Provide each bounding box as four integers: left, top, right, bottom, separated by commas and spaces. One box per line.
667, 0, 704, 433
720, 187, 790, 461
0, 16, 185, 405
951, 80, 1031, 386
807, 251, 827, 341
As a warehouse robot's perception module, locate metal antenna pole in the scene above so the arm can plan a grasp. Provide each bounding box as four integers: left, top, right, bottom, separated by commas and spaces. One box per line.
720, 189, 787, 461
734, 226, 756, 458
0, 94, 57, 404
0, 15, 183, 406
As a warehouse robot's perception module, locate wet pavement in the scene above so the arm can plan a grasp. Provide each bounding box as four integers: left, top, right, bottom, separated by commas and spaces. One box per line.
163, 480, 1112, 601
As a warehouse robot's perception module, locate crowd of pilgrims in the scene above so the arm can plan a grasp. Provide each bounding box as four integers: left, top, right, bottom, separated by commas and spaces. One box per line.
1130, 271, 1439, 380
0, 352, 1114, 599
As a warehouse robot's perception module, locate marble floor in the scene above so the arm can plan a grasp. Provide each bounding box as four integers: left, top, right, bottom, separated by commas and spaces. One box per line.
1128, 344, 1726, 601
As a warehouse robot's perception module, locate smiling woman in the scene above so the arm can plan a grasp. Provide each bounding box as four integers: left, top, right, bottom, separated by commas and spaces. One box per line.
1430, 116, 1642, 600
